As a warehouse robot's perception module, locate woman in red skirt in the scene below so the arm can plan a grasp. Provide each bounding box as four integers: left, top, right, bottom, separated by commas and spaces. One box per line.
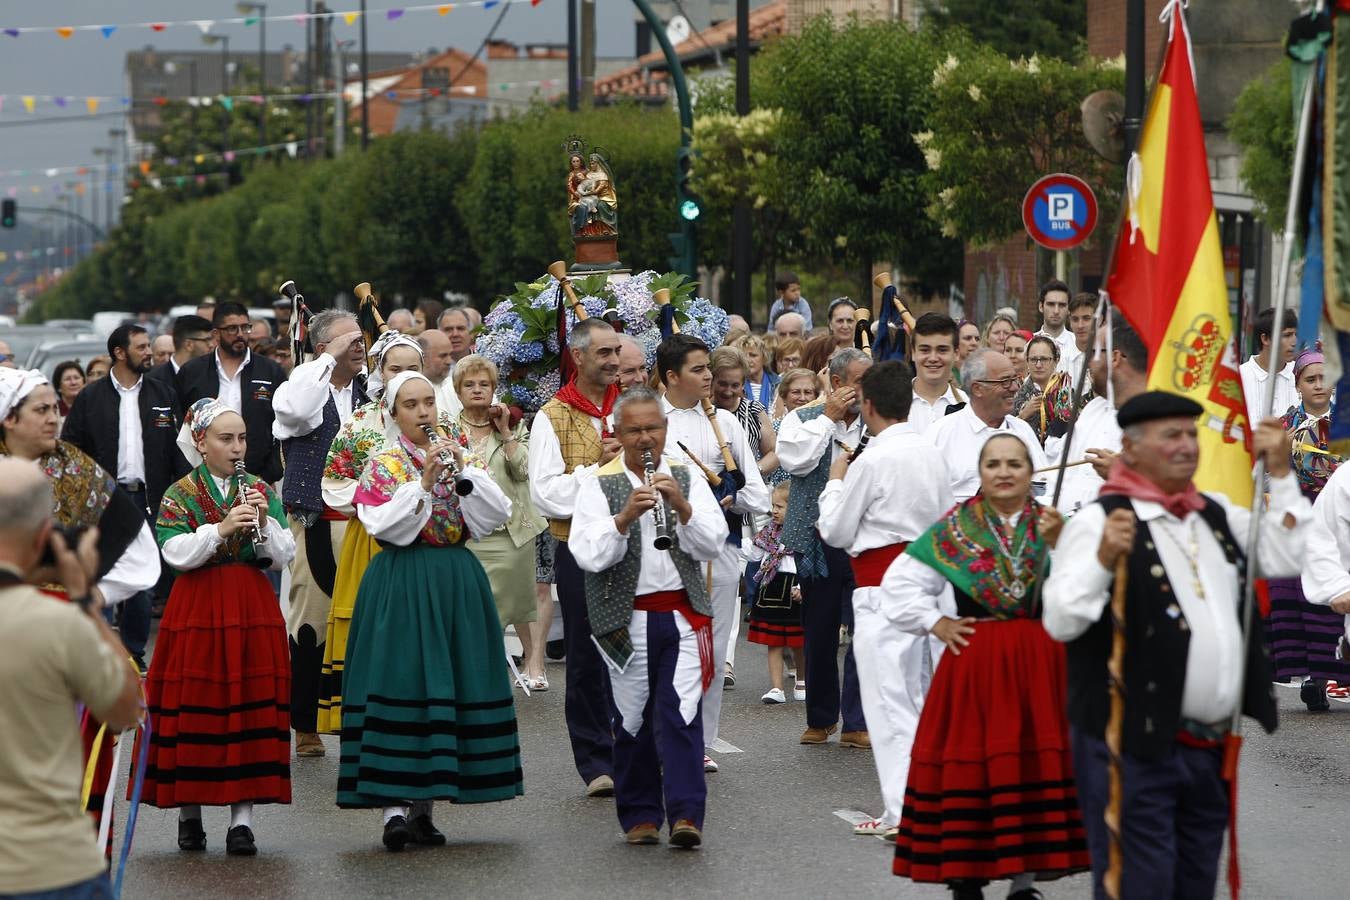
881, 434, 1088, 900
137, 398, 296, 857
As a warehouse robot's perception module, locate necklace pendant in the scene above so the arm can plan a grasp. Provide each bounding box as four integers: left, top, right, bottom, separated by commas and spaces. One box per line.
1009, 579, 1026, 599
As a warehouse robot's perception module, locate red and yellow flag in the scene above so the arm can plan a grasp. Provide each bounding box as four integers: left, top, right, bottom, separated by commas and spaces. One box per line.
1106, 6, 1253, 505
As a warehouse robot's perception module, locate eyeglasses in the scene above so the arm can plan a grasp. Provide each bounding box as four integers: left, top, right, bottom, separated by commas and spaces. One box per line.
216, 324, 250, 335
1027, 356, 1055, 364
975, 377, 1021, 389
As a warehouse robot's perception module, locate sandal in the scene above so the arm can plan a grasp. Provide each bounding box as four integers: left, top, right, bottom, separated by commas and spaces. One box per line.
529, 674, 550, 692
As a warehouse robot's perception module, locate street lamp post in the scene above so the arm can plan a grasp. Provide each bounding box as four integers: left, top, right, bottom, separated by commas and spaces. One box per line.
202, 33, 233, 153
91, 146, 113, 235
237, 2, 268, 146
168, 59, 200, 162
108, 128, 126, 229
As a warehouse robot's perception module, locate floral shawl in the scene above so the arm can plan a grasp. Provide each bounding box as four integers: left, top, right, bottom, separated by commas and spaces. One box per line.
751, 520, 791, 586
904, 496, 1048, 619
156, 464, 288, 570
1283, 402, 1341, 500
353, 437, 483, 546
324, 399, 458, 485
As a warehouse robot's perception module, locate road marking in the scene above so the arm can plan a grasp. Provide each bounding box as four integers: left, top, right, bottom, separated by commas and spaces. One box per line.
708, 738, 742, 754
833, 809, 874, 827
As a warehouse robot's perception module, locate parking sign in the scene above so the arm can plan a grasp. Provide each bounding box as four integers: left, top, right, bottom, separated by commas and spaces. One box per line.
1022, 173, 1098, 251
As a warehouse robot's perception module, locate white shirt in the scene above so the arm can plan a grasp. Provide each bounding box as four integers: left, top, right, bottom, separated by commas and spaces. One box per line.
1036, 328, 1075, 361
357, 466, 509, 546
925, 404, 1047, 502
660, 398, 769, 519
1059, 340, 1090, 378
816, 422, 954, 554
97, 521, 161, 606
909, 381, 963, 434
1301, 464, 1350, 641
159, 473, 297, 573
214, 348, 251, 413
110, 374, 145, 483
1044, 396, 1121, 514
1044, 474, 1310, 725
1239, 357, 1297, 425
431, 378, 464, 420
776, 405, 867, 474
567, 458, 728, 593
271, 353, 358, 441
528, 405, 604, 522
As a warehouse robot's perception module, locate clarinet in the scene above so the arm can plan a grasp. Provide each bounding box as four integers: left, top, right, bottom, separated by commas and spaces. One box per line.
643, 450, 673, 551
850, 431, 871, 462
233, 460, 266, 544
420, 424, 474, 496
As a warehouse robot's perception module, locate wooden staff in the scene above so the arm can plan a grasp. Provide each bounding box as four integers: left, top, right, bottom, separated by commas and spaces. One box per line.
676, 441, 722, 488
854, 306, 873, 357
1033, 458, 1095, 475
1104, 555, 1129, 900
871, 271, 917, 332
653, 288, 679, 333
547, 260, 589, 320
700, 398, 745, 488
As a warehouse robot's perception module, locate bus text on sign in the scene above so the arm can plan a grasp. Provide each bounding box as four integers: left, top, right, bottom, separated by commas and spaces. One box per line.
1022, 173, 1098, 251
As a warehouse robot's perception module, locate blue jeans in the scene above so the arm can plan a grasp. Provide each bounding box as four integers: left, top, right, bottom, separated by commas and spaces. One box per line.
3, 872, 113, 900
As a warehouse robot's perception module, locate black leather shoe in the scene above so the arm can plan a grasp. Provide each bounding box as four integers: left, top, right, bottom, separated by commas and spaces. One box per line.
177, 818, 206, 852
948, 880, 986, 900
1007, 890, 1043, 900
383, 815, 412, 852
408, 814, 446, 846
1302, 679, 1331, 712
225, 825, 257, 856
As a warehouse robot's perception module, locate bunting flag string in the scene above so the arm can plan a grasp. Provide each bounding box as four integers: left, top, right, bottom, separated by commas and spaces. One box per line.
0, 0, 542, 39
0, 78, 565, 119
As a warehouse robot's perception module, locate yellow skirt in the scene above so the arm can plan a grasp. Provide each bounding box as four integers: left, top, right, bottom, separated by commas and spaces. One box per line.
316, 517, 381, 735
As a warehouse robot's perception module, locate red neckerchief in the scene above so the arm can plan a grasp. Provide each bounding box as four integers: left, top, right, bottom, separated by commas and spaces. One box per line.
1099, 460, 1206, 519
553, 379, 620, 437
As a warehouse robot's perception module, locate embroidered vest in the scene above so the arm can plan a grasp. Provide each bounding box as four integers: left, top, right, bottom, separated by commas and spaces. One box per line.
781, 403, 834, 577
282, 382, 367, 522
1064, 495, 1278, 761
583, 461, 711, 669
541, 398, 604, 541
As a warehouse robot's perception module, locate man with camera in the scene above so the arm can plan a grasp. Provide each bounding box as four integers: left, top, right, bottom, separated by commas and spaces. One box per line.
0, 458, 143, 899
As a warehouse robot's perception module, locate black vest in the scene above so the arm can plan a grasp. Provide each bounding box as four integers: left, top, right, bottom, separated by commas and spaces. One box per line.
281, 382, 366, 518
1064, 495, 1278, 761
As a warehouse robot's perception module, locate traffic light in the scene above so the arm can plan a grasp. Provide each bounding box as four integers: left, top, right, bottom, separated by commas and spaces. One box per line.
675, 147, 701, 222
1, 199, 14, 229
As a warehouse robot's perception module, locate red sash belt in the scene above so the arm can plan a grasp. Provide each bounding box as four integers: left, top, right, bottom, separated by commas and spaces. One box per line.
320, 506, 348, 522
635, 590, 715, 692
849, 542, 908, 588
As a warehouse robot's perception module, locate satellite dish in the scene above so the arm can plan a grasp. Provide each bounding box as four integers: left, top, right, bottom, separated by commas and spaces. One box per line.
666, 15, 692, 47
1081, 90, 1126, 164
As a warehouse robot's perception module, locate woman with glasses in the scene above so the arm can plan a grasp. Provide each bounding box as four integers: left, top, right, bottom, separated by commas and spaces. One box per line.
772, 336, 805, 376
1013, 336, 1074, 446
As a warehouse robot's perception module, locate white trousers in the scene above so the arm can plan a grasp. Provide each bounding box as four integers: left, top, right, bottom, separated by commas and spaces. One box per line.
851, 587, 942, 827
606, 610, 704, 735
701, 542, 742, 748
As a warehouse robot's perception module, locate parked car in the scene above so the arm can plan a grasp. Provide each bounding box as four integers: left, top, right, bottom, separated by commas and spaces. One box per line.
2, 326, 97, 370
43, 318, 95, 332
27, 340, 109, 380
91, 311, 136, 338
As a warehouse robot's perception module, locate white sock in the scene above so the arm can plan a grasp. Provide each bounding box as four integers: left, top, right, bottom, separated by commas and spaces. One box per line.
1008, 873, 1035, 895
179, 805, 202, 823
230, 802, 253, 830
383, 805, 409, 824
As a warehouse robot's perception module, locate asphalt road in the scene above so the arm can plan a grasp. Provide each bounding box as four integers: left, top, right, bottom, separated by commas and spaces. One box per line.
111, 631, 1349, 899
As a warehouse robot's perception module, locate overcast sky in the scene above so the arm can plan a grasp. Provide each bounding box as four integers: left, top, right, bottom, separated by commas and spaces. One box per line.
0, 0, 634, 182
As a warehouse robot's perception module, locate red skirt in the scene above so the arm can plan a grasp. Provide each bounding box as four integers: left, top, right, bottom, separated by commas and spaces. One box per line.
893, 618, 1089, 884
135, 564, 292, 807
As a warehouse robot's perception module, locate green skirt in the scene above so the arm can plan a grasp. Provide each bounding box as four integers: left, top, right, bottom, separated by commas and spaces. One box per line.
337, 542, 523, 808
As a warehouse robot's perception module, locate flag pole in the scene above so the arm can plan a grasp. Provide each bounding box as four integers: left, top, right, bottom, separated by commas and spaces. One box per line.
1231, 53, 1318, 740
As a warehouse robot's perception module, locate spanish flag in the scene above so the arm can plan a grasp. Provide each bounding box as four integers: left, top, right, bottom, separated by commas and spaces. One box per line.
1106, 5, 1254, 505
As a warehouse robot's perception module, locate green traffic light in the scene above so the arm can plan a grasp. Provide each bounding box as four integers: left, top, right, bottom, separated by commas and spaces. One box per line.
680, 199, 701, 221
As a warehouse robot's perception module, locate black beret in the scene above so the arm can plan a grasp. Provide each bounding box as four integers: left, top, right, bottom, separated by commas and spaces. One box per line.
1117, 390, 1204, 429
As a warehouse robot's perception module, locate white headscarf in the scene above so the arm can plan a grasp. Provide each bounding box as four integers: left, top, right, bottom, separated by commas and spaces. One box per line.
175, 397, 237, 468
0, 368, 50, 421
367, 331, 424, 396
382, 370, 435, 416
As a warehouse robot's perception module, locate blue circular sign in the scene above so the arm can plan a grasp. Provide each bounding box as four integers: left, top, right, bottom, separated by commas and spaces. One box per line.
1022, 174, 1098, 251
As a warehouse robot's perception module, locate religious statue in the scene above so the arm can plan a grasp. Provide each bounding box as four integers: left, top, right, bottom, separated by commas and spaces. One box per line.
564, 137, 623, 272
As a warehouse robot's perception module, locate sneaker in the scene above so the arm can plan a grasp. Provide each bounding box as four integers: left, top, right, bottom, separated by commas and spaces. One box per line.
793, 684, 806, 701
724, 666, 735, 689
586, 775, 615, 798
382, 815, 412, 852
225, 825, 257, 856
761, 688, 787, 704
703, 754, 719, 773
669, 819, 703, 849
880, 826, 899, 843
853, 818, 886, 836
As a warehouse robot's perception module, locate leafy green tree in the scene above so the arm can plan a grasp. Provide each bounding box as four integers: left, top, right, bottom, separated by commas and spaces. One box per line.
1228, 57, 1294, 224
919, 43, 1125, 248
922, 0, 1087, 62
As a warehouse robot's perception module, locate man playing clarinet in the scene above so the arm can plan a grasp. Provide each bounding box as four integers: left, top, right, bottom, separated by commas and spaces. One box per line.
656, 334, 769, 773
569, 386, 728, 849
1044, 391, 1309, 899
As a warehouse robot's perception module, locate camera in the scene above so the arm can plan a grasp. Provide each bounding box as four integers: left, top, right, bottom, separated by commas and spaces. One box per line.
40, 524, 90, 568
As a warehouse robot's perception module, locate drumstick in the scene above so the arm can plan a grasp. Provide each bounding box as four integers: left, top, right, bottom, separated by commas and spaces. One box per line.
675, 441, 724, 488
1034, 458, 1096, 475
